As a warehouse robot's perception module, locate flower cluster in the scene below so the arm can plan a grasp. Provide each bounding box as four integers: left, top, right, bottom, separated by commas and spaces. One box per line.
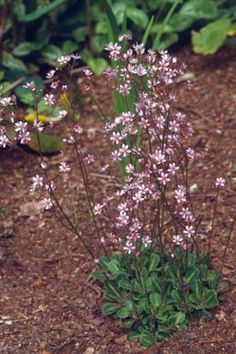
0, 41, 226, 259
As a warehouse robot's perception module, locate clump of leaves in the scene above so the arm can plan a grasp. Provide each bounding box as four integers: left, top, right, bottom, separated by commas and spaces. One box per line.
93, 248, 225, 348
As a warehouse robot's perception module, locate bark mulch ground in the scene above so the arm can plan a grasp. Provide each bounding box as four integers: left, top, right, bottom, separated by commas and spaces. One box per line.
0, 46, 235, 354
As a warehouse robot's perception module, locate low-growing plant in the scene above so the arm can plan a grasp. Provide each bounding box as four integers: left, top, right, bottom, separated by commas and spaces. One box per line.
0, 39, 235, 348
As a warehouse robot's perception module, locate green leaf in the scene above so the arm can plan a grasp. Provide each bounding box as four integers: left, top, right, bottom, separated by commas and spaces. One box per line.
95, 21, 109, 34
148, 253, 160, 272
91, 270, 106, 282
102, 302, 120, 315
183, 267, 197, 285
87, 58, 108, 76
153, 32, 179, 50
115, 306, 131, 319
169, 13, 194, 32
27, 133, 66, 154
118, 277, 132, 291
139, 330, 154, 348
142, 16, 154, 46
73, 27, 88, 42
17, 0, 67, 22
2, 52, 27, 73
203, 289, 218, 309
13, 42, 36, 56
126, 7, 148, 29
174, 311, 186, 325
192, 19, 231, 55
62, 40, 78, 55
41, 44, 62, 64
99, 0, 120, 42
0, 71, 4, 81
104, 283, 121, 301
122, 319, 134, 328
91, 35, 107, 53
150, 293, 161, 311
113, 3, 127, 25
180, 0, 218, 20
107, 259, 120, 276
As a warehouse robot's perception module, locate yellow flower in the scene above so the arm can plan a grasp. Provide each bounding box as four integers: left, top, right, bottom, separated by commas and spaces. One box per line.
24, 114, 49, 123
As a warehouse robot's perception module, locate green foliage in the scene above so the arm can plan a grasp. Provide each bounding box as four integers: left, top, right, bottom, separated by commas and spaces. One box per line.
192, 19, 231, 54
93, 248, 225, 348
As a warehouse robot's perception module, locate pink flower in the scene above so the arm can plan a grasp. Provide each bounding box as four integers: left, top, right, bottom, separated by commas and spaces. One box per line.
41, 198, 53, 210
168, 163, 179, 175
0, 97, 13, 107
104, 43, 121, 60
118, 83, 131, 96
57, 55, 71, 65
94, 203, 104, 215
59, 162, 70, 173
46, 70, 56, 79
183, 225, 195, 238
58, 110, 67, 119
44, 94, 55, 107
33, 121, 44, 132
215, 177, 225, 188
158, 172, 170, 186
173, 234, 183, 246
23, 82, 36, 91
142, 235, 152, 247
0, 134, 9, 148
123, 241, 136, 254
175, 185, 186, 204
31, 175, 43, 192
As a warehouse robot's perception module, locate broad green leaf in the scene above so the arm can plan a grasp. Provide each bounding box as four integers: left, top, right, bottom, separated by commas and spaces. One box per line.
115, 306, 130, 319
113, 3, 127, 25
169, 13, 194, 32
73, 27, 88, 42
91, 35, 107, 53
150, 293, 161, 311
102, 302, 120, 315
17, 0, 67, 22
192, 19, 231, 55
126, 7, 148, 29
180, 0, 218, 20
41, 44, 62, 64
153, 32, 179, 50
95, 21, 109, 34
107, 259, 120, 275
87, 58, 108, 76
2, 52, 27, 73
62, 40, 78, 55
27, 133, 66, 154
13, 42, 36, 56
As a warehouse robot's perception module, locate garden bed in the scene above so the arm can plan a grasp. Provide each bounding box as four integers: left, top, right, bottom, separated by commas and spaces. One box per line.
0, 46, 235, 354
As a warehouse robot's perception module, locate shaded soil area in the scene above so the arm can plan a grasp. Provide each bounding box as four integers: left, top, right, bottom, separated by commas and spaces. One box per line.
0, 46, 236, 354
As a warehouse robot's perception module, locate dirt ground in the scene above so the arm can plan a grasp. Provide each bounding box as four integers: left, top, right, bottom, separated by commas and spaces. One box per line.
0, 46, 236, 354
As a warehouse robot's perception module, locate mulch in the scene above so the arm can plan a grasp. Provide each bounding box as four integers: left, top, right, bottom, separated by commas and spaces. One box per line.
0, 45, 236, 354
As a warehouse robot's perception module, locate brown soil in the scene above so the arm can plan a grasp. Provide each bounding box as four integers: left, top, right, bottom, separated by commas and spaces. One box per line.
0, 46, 236, 354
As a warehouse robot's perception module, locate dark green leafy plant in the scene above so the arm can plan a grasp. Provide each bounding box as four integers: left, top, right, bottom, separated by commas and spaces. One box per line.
93, 248, 225, 348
